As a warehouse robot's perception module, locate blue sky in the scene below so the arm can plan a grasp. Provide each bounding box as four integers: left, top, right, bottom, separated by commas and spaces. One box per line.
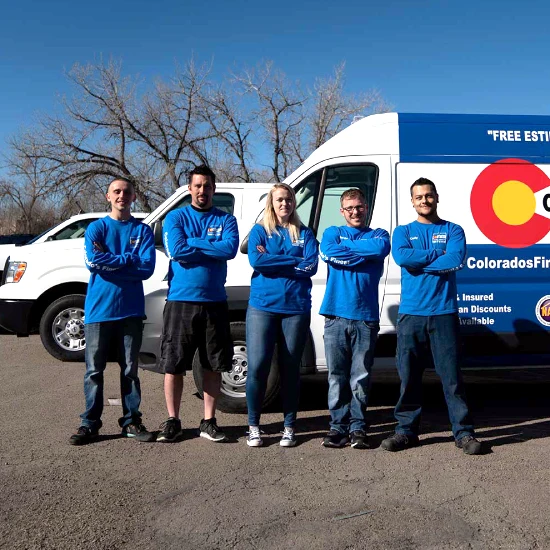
2, 0, 550, 151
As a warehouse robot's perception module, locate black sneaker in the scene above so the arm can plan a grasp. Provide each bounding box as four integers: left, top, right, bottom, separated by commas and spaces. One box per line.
380, 433, 420, 452
156, 417, 183, 443
69, 426, 98, 446
322, 429, 349, 448
122, 422, 156, 442
455, 434, 483, 455
199, 417, 227, 442
350, 430, 370, 449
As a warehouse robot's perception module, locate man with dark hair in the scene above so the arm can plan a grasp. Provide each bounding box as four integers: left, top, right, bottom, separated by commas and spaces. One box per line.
188, 164, 216, 186
69, 178, 156, 445
157, 164, 239, 443
319, 188, 390, 449
381, 177, 483, 455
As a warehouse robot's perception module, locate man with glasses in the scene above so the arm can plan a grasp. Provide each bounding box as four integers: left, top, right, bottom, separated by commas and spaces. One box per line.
319, 188, 390, 449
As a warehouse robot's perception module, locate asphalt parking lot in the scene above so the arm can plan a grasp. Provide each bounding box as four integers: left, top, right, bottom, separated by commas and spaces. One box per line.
1, 334, 550, 550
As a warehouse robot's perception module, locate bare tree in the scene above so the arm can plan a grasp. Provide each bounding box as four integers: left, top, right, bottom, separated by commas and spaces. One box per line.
289, 62, 393, 165
20, 58, 223, 212
0, 131, 69, 232
199, 85, 254, 182
2, 57, 392, 220
233, 62, 307, 182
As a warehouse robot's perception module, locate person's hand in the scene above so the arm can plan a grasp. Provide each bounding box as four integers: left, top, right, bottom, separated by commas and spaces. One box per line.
256, 245, 266, 254
93, 242, 104, 253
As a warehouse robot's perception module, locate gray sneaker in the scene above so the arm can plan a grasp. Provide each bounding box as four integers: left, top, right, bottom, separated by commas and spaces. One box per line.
247, 426, 263, 447
280, 427, 296, 447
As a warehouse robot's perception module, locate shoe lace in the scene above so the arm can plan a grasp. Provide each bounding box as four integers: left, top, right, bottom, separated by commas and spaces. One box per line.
247, 426, 262, 439
159, 419, 174, 432
282, 427, 294, 439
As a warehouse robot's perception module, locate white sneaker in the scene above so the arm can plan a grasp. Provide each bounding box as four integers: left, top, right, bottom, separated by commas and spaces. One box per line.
280, 426, 296, 447
247, 426, 263, 447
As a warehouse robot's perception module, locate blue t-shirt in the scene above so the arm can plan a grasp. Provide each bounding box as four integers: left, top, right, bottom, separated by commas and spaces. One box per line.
392, 220, 466, 316
163, 205, 239, 302
84, 216, 156, 324
319, 225, 390, 321
248, 224, 318, 314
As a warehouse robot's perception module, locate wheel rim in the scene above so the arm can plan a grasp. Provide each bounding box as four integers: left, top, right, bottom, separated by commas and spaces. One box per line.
51, 307, 86, 352
220, 341, 247, 399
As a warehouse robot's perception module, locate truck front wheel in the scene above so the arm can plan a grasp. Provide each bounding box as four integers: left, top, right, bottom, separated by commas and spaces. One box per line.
39, 294, 86, 362
192, 321, 281, 414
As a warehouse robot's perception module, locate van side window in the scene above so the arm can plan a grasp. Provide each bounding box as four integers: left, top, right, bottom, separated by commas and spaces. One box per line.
294, 164, 379, 238
295, 171, 323, 229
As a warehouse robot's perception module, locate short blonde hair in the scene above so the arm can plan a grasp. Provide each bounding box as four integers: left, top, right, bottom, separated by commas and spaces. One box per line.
261, 183, 302, 242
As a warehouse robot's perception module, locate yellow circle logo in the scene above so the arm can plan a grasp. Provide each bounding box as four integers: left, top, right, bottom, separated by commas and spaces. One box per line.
491, 180, 536, 226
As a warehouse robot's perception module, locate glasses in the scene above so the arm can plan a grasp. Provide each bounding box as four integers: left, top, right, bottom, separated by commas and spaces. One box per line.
342, 205, 366, 213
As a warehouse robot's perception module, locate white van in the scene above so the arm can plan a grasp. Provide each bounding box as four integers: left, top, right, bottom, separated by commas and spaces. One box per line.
2, 113, 550, 413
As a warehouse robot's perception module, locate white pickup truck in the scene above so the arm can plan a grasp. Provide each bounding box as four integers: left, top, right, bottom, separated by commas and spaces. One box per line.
0, 213, 148, 351
0, 213, 144, 281
3, 112, 550, 413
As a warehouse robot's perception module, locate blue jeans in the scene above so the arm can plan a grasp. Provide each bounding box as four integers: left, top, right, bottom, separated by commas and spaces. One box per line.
394, 313, 475, 441
246, 306, 311, 428
80, 317, 144, 431
324, 317, 379, 433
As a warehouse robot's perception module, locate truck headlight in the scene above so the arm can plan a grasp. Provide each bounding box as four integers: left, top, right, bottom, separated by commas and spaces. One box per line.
5, 261, 27, 283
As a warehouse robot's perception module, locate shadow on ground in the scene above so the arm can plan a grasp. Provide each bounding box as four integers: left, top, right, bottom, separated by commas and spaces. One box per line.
237, 369, 550, 449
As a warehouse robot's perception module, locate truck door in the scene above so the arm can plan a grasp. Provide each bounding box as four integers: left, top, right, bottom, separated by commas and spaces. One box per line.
290, 157, 392, 368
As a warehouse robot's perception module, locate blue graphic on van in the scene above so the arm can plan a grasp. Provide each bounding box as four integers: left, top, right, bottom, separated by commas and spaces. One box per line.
398, 113, 550, 164
457, 244, 550, 331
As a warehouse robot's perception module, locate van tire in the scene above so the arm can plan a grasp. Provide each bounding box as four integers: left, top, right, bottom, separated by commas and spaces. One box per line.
192, 321, 281, 414
39, 294, 86, 362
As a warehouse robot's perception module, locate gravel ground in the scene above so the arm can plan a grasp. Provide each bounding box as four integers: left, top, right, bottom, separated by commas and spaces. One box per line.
1, 334, 550, 550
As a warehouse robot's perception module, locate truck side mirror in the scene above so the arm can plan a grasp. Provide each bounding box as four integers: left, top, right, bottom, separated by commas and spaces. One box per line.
153, 220, 163, 248
239, 234, 249, 254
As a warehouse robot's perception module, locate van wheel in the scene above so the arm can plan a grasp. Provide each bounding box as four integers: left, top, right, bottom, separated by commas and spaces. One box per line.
39, 294, 86, 362
192, 321, 281, 414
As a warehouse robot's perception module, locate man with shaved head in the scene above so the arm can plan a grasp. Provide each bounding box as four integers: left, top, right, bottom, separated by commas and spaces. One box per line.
381, 177, 482, 455
69, 177, 156, 445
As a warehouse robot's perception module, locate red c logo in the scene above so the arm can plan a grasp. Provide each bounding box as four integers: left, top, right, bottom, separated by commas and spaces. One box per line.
470, 158, 550, 248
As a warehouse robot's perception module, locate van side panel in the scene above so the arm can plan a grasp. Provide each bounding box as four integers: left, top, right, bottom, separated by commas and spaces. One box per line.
396, 161, 550, 367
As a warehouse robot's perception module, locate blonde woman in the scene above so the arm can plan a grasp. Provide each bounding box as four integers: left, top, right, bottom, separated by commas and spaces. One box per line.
246, 183, 318, 447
